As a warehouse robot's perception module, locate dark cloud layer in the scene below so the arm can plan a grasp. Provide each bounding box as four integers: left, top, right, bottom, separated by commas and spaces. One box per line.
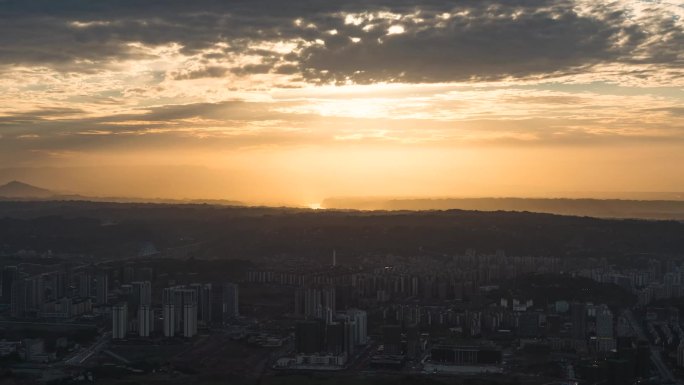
0, 0, 680, 83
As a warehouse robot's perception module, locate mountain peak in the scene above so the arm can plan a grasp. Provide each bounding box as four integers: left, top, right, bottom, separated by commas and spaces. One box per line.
0, 180, 54, 198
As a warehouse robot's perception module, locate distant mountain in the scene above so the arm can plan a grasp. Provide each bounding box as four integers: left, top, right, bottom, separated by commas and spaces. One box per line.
0, 181, 245, 206
0, 181, 54, 198
321, 197, 684, 220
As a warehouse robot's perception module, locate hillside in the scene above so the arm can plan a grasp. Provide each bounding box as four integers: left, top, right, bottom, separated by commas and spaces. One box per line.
0, 181, 54, 198
322, 197, 684, 220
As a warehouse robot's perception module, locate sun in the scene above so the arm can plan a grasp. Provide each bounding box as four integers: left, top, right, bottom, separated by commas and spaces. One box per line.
307, 203, 323, 210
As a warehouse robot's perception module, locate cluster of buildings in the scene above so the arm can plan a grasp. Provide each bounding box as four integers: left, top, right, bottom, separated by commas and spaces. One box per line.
112, 281, 239, 339
0, 263, 239, 342
580, 259, 684, 307
244, 250, 684, 380
2, 265, 107, 320
248, 252, 597, 308
277, 285, 368, 370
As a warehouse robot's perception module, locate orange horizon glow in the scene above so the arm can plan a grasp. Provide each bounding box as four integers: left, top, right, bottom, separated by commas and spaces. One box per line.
0, 1, 682, 205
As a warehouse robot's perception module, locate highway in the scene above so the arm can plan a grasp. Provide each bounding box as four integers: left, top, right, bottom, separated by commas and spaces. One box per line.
624, 310, 680, 384
63, 331, 111, 366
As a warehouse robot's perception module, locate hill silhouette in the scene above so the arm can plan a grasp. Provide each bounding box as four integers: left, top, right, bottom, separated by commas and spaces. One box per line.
0, 181, 54, 198
322, 197, 684, 220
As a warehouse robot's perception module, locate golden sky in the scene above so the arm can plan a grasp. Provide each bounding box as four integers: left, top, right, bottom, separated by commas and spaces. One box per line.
0, 0, 682, 205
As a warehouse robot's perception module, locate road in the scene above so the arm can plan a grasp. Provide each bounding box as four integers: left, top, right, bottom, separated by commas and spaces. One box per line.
624, 310, 679, 384
63, 331, 111, 366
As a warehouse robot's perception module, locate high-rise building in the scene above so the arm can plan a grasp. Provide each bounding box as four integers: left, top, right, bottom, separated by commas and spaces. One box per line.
163, 303, 175, 337
112, 303, 128, 339
210, 283, 239, 325
677, 342, 684, 368
132, 281, 152, 307
10, 275, 45, 318
406, 324, 420, 359
95, 272, 108, 305
190, 283, 212, 323
19, 275, 42, 313
163, 286, 197, 337
1, 266, 18, 304
347, 309, 368, 346
596, 305, 614, 338
596, 304, 616, 352
518, 312, 540, 338
77, 273, 92, 298
138, 305, 153, 337
382, 325, 402, 355
122, 265, 135, 284
571, 302, 587, 340
295, 320, 324, 354
52, 271, 67, 299
223, 283, 239, 318
298, 286, 335, 320
11, 278, 27, 318
183, 303, 197, 337
326, 322, 346, 355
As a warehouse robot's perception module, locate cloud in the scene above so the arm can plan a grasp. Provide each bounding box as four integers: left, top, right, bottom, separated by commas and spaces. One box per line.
0, 0, 680, 84
172, 66, 229, 80
0, 0, 681, 169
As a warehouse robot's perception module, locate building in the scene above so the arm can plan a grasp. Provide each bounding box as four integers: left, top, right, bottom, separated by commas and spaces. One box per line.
346, 309, 368, 345
382, 325, 402, 355
77, 272, 91, 298
295, 320, 324, 354
223, 283, 239, 318
112, 303, 128, 339
211, 283, 239, 325
636, 340, 650, 378
23, 339, 46, 362
430, 345, 502, 365
406, 325, 421, 359
596, 305, 616, 352
326, 322, 346, 356
296, 286, 335, 321
132, 281, 152, 309
95, 272, 108, 305
163, 303, 175, 337
518, 311, 540, 338
1, 266, 18, 304
163, 286, 197, 337
571, 302, 587, 340
52, 271, 67, 300
138, 305, 153, 337
183, 303, 197, 337
11, 278, 28, 318
190, 283, 212, 323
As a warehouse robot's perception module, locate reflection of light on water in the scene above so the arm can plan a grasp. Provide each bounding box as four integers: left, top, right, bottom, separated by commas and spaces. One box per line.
308, 203, 323, 210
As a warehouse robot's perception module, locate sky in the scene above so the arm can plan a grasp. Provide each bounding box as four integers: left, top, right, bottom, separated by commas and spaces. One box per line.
0, 0, 682, 206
